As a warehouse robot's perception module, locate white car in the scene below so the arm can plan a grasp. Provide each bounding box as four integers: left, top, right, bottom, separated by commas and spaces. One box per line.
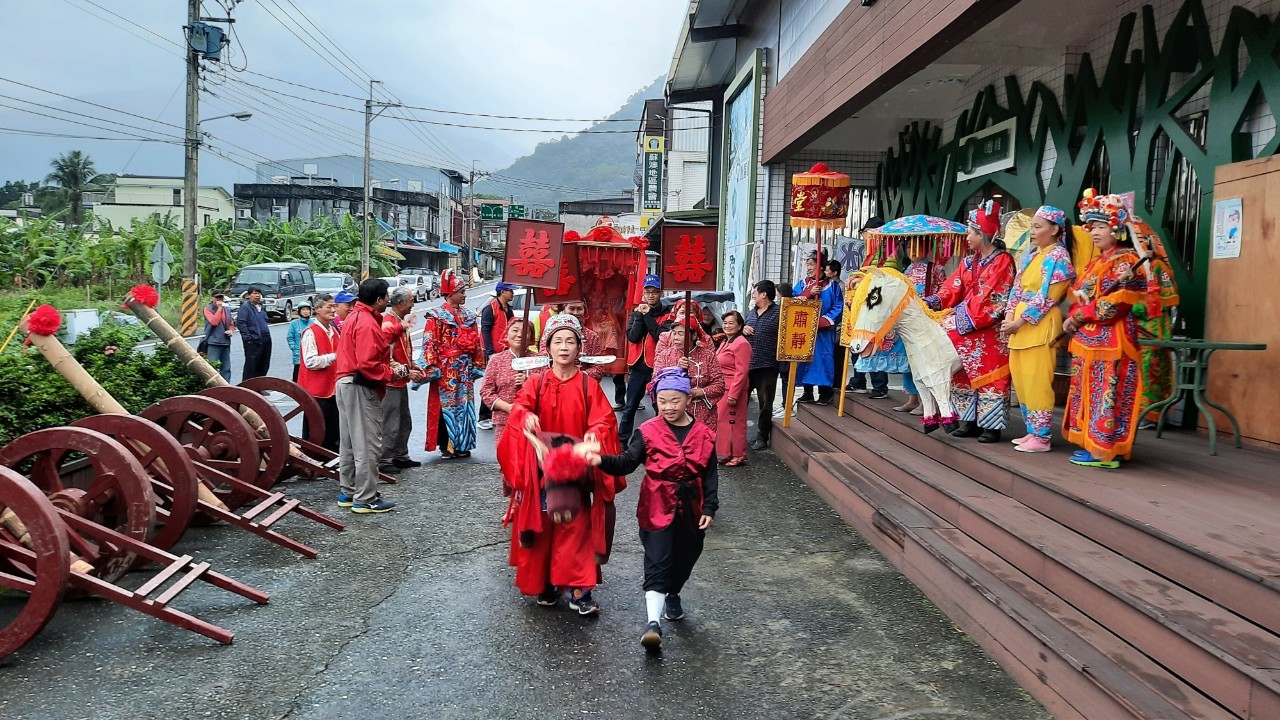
397, 274, 432, 302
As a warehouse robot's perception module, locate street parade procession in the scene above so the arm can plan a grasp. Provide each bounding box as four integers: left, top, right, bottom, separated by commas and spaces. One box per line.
4, 1, 1280, 718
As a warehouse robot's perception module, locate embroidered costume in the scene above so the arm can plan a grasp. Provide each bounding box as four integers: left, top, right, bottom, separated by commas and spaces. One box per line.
420, 271, 485, 457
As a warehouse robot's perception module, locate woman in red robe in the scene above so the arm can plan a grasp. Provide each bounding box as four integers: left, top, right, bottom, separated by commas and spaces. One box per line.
923, 200, 1016, 443
497, 313, 625, 615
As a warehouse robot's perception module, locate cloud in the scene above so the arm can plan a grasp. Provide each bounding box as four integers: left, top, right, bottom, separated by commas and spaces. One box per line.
0, 0, 687, 190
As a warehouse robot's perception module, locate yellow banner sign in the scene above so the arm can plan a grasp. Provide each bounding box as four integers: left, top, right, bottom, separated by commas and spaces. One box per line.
777, 297, 820, 363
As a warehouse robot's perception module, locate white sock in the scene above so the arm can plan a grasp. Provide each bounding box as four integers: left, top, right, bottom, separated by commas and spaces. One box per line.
645, 591, 665, 624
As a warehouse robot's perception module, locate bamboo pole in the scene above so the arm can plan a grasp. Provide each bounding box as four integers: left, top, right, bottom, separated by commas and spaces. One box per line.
837, 344, 852, 418
783, 363, 798, 429
0, 299, 37, 355
1, 507, 95, 574
23, 329, 229, 512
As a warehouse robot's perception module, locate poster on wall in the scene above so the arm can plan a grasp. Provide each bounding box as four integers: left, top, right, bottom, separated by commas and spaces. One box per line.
720, 50, 763, 312
1211, 198, 1243, 260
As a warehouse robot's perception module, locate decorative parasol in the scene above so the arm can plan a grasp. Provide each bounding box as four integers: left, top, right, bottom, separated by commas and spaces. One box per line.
790, 162, 850, 281
864, 214, 968, 267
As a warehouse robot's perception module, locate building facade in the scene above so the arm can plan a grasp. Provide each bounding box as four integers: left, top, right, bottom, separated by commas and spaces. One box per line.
89, 175, 234, 230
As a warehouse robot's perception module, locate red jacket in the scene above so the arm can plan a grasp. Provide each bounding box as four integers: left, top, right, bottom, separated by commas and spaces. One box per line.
382, 311, 413, 389
335, 302, 391, 385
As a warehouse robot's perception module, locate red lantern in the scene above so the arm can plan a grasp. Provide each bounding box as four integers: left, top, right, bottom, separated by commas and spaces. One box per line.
789, 163, 850, 231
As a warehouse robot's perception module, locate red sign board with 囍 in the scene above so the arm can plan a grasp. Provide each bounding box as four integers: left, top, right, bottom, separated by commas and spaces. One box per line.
503, 219, 565, 290
660, 224, 719, 291
533, 243, 582, 305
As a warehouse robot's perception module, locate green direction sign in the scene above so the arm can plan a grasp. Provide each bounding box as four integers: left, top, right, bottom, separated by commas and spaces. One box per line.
479, 203, 504, 221
509, 204, 526, 219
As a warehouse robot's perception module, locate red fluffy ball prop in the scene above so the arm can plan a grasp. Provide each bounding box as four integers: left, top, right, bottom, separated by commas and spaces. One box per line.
129, 284, 160, 308
542, 444, 588, 485
25, 305, 62, 336
563, 230, 582, 242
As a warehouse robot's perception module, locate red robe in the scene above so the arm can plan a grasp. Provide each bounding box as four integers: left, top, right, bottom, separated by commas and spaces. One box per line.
927, 250, 1016, 392
497, 369, 625, 595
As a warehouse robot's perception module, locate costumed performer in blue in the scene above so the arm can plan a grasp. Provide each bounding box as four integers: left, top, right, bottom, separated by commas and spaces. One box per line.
793, 248, 844, 405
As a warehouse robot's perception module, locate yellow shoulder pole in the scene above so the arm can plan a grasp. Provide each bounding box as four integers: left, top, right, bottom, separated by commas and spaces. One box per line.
783, 363, 798, 428
837, 346, 852, 418
0, 299, 38, 355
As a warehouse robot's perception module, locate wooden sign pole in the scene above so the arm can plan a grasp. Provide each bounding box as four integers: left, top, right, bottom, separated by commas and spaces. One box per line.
783, 363, 798, 428
682, 289, 692, 359
836, 345, 853, 418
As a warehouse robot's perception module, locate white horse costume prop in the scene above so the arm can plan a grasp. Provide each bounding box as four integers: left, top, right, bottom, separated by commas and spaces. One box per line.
845, 267, 961, 433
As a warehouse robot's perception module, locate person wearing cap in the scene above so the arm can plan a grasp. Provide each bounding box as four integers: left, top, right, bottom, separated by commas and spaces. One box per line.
286, 301, 314, 382
577, 367, 718, 650
420, 269, 485, 460
497, 313, 625, 617
478, 282, 517, 431
619, 274, 664, 441
923, 200, 1017, 443
332, 290, 355, 335
202, 291, 236, 382
792, 249, 843, 405
236, 285, 272, 382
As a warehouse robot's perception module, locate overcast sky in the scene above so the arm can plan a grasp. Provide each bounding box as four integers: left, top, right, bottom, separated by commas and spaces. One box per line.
0, 0, 685, 190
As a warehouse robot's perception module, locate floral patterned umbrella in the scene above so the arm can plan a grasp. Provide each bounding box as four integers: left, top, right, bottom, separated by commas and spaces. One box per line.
865, 214, 968, 265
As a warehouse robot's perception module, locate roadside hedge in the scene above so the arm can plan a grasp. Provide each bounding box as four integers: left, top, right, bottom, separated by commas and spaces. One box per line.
0, 320, 205, 445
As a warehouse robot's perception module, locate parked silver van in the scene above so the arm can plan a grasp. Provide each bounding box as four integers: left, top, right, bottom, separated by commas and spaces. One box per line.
224, 262, 317, 320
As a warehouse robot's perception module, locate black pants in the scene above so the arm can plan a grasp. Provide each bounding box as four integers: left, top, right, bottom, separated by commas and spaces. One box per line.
304, 395, 340, 452
748, 368, 778, 444
479, 351, 494, 421
611, 374, 627, 406
291, 363, 300, 382
241, 339, 272, 382
618, 364, 651, 440
848, 371, 888, 392
639, 511, 705, 594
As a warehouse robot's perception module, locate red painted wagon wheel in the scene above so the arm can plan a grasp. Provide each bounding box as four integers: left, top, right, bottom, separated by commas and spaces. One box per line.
197, 386, 290, 488
0, 466, 70, 661
0, 427, 156, 583
140, 395, 265, 514
240, 377, 326, 447
71, 415, 200, 554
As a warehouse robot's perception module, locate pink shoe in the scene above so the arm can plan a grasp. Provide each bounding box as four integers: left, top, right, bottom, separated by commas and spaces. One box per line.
1014, 436, 1051, 453
1011, 434, 1034, 445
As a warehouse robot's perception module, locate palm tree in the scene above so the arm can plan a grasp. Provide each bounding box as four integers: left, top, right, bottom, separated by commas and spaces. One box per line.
45, 150, 106, 226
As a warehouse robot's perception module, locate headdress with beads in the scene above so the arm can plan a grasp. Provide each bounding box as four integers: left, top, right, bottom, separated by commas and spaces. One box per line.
1077, 188, 1129, 228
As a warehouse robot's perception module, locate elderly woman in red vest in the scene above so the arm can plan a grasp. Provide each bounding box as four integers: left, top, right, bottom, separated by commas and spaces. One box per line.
923, 200, 1016, 443
298, 295, 341, 452
652, 303, 725, 432
579, 367, 718, 651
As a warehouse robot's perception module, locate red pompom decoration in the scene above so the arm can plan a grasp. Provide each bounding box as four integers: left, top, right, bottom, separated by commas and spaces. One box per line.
129, 284, 160, 308
563, 230, 582, 242
25, 305, 62, 336
542, 444, 588, 485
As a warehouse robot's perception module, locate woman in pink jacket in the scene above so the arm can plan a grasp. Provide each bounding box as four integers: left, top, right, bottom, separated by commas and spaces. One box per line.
715, 310, 752, 466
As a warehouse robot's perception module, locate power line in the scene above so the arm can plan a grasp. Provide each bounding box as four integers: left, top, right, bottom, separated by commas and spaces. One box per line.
0, 126, 180, 143
0, 76, 186, 132
0, 102, 183, 143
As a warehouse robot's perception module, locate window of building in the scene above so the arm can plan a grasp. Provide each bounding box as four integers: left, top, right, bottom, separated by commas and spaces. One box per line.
203, 214, 211, 226
172, 188, 181, 206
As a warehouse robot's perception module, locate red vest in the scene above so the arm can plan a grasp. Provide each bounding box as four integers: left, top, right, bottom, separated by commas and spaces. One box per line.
635, 417, 715, 531
489, 299, 510, 353
297, 323, 338, 398
625, 310, 659, 368
383, 312, 413, 389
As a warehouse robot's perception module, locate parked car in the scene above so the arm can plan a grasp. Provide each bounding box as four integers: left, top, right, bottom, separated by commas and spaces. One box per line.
399, 267, 440, 298
225, 262, 316, 320
315, 272, 356, 297
398, 273, 432, 302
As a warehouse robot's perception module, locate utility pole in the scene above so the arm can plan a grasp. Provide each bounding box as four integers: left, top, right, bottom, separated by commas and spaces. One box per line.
466, 161, 476, 273
362, 80, 400, 280
180, 0, 201, 336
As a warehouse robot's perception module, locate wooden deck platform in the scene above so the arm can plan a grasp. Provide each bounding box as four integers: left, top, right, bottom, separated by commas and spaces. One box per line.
775, 392, 1280, 720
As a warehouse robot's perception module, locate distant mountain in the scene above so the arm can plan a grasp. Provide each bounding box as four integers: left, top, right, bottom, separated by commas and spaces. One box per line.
478, 75, 665, 210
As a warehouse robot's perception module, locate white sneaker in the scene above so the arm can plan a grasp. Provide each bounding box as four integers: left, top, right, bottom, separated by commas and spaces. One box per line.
477, 419, 494, 430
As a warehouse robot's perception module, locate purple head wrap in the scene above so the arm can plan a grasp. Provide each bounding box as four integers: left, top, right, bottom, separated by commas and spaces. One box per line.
649, 366, 692, 405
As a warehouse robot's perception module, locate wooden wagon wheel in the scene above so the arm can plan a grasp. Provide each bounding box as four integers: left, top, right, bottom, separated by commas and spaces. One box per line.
140, 395, 266, 514
239, 376, 326, 447
0, 428, 156, 583
197, 386, 290, 489
71, 415, 201, 553
0, 466, 70, 661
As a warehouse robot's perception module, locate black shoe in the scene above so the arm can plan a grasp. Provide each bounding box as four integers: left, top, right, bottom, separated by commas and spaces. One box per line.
569, 591, 599, 616
868, 389, 890, 399
814, 395, 833, 406
641, 620, 663, 650
797, 395, 816, 404
378, 464, 402, 475
977, 429, 1002, 444
941, 422, 958, 435
392, 458, 422, 468
663, 594, 685, 621
536, 589, 559, 607
950, 421, 981, 438
750, 439, 769, 451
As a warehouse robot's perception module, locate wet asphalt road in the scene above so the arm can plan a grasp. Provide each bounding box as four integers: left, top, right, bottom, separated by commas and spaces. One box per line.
0, 283, 1049, 720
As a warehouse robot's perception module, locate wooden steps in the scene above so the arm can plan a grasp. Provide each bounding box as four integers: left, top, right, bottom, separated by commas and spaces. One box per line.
776, 397, 1280, 720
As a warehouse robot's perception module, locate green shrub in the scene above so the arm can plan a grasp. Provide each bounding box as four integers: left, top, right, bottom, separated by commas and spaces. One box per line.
0, 319, 206, 444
